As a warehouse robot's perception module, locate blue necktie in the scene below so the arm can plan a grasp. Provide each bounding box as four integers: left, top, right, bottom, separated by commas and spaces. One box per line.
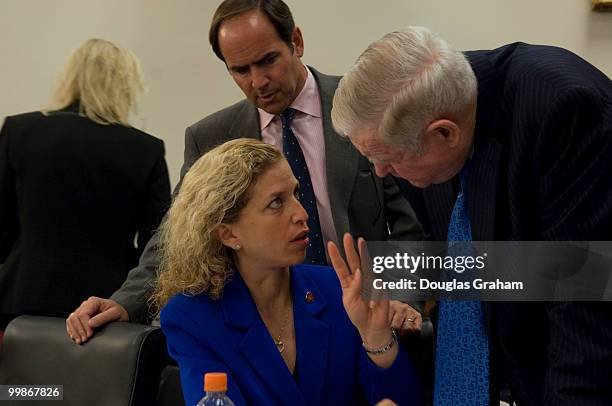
433, 164, 489, 405
280, 108, 326, 265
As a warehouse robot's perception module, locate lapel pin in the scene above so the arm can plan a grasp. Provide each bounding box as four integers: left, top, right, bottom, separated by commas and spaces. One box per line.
305, 291, 315, 304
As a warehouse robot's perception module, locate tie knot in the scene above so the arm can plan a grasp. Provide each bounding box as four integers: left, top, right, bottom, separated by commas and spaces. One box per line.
280, 108, 296, 128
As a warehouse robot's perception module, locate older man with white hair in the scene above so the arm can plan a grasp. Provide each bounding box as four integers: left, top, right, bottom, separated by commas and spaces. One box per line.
332, 26, 612, 406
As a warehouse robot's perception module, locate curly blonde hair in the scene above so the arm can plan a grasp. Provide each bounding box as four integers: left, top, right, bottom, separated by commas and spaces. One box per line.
151, 139, 284, 314
44, 38, 144, 125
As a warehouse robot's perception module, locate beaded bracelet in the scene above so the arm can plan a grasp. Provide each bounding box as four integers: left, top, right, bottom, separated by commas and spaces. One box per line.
362, 329, 398, 355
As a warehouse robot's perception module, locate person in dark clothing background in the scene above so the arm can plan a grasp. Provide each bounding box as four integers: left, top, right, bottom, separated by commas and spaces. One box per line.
0, 38, 171, 332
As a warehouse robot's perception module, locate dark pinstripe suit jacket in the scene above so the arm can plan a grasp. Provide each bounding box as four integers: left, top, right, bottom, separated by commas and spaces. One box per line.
397, 43, 612, 405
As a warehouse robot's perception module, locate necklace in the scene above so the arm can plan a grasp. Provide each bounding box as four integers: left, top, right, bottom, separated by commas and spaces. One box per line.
274, 305, 291, 353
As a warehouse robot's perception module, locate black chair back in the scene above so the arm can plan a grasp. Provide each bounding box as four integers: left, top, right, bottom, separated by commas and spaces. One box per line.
0, 315, 169, 406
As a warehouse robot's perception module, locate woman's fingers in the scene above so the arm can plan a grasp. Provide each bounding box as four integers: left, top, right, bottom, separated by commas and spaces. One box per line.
343, 233, 361, 274
345, 267, 363, 303
328, 241, 351, 288
330, 235, 363, 301
357, 237, 372, 267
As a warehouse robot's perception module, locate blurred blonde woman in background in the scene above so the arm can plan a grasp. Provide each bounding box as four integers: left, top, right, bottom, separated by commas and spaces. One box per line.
154, 138, 419, 406
0, 39, 171, 335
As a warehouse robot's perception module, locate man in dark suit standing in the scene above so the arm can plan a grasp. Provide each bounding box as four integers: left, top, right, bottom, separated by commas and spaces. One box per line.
331, 26, 612, 405
66, 0, 422, 341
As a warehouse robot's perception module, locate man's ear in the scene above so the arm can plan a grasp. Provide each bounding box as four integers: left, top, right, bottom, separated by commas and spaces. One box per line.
292, 26, 304, 57
425, 119, 462, 149
215, 223, 240, 249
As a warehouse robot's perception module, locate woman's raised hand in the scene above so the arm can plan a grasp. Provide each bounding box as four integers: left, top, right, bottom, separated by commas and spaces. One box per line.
327, 234, 391, 340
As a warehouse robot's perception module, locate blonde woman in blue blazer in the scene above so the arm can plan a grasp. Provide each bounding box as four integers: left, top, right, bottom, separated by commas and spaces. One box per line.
154, 139, 419, 406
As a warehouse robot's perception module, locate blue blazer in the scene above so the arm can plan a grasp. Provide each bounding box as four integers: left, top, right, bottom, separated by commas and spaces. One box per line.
161, 265, 419, 405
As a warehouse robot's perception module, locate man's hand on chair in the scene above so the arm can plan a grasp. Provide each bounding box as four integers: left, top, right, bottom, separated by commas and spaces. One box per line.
66, 297, 128, 344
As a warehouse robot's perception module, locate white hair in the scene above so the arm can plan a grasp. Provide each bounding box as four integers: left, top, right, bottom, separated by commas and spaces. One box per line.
332, 26, 477, 152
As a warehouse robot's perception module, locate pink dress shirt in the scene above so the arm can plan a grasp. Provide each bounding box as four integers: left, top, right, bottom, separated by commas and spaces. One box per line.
259, 67, 339, 249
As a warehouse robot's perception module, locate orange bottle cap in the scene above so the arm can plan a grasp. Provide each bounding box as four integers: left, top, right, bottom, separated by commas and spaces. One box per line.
204, 372, 227, 392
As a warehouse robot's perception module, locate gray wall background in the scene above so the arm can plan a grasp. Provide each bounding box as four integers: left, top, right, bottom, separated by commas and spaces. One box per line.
1, 0, 611, 187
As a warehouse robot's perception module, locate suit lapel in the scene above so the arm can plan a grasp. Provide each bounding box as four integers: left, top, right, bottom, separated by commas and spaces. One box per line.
227, 101, 262, 140
291, 267, 330, 406
468, 138, 503, 335
423, 49, 505, 243
220, 268, 331, 405
468, 138, 503, 241
422, 139, 503, 243
311, 67, 361, 241
239, 322, 306, 405
423, 140, 502, 331
465, 50, 505, 242
230, 268, 332, 406
423, 183, 456, 241
221, 272, 305, 405
465, 51, 505, 335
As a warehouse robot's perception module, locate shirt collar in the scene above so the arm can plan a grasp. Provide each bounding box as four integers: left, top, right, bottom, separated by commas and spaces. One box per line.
258, 66, 321, 131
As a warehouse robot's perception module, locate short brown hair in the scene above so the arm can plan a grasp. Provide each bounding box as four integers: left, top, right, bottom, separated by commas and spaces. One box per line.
209, 0, 295, 62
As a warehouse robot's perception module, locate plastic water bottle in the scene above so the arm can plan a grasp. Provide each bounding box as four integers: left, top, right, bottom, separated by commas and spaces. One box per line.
196, 372, 235, 406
